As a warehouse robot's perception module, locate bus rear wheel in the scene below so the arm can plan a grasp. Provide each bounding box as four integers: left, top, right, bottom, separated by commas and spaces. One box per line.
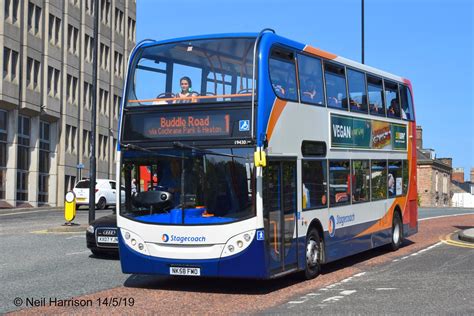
304, 228, 322, 280
389, 212, 403, 251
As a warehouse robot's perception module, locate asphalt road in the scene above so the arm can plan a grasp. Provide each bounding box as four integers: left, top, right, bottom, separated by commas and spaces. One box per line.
0, 208, 125, 314
1, 207, 473, 314
268, 235, 474, 314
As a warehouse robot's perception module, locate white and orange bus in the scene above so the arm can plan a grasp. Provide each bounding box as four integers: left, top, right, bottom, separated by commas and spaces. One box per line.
117, 30, 417, 279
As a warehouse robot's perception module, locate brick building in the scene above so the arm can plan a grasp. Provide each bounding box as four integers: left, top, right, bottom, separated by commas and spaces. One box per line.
416, 126, 452, 207
0, 0, 136, 207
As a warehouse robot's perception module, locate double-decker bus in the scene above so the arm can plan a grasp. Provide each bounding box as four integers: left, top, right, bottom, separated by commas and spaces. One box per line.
117, 30, 417, 279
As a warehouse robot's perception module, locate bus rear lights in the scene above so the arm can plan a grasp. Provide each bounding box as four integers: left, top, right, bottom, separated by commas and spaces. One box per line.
125, 232, 131, 240
138, 243, 144, 250
228, 245, 235, 252
237, 240, 244, 248
131, 239, 137, 246
243, 234, 251, 242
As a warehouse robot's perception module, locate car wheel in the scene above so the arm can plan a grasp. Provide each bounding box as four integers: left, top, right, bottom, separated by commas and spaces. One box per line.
389, 212, 403, 251
304, 228, 322, 280
96, 197, 106, 210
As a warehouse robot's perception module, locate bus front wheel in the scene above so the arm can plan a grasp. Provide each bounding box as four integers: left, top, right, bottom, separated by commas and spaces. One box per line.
304, 228, 322, 280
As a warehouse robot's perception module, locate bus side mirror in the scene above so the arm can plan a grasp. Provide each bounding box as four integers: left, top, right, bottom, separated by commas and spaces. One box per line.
254, 150, 266, 167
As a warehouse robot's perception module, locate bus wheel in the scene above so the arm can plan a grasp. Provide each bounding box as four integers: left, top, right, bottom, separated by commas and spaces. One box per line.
304, 228, 321, 279
390, 212, 403, 251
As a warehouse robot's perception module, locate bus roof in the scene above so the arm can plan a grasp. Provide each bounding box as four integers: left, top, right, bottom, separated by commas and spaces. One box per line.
137, 32, 410, 86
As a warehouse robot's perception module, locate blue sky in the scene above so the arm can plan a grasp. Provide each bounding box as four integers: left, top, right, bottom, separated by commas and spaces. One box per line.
137, 0, 473, 179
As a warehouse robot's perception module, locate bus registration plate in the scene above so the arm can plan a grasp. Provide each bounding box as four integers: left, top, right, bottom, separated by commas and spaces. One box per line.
170, 267, 201, 276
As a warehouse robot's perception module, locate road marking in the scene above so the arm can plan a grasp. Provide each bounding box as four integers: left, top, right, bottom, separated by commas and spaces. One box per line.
322, 296, 344, 302
340, 290, 356, 295
420, 213, 474, 221
0, 209, 60, 217
288, 300, 306, 304
66, 250, 90, 256
31, 230, 83, 235
376, 287, 398, 291
393, 242, 442, 262
66, 235, 86, 239
440, 233, 474, 249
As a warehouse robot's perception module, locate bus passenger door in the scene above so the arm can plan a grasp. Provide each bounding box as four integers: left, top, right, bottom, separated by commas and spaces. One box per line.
263, 160, 298, 275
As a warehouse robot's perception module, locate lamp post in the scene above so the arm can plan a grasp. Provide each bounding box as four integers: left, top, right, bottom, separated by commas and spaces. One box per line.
88, 0, 99, 223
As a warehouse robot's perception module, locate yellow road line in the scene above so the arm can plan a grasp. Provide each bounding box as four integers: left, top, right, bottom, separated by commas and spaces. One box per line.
439, 233, 474, 249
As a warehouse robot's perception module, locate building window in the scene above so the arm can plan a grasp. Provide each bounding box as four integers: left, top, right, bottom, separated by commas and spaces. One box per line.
48, 14, 61, 47
3, 47, 19, 83
298, 54, 324, 106
65, 124, 77, 153
114, 51, 123, 78
302, 160, 327, 210
0, 110, 7, 199
100, 43, 110, 71
83, 129, 91, 157
27, 2, 42, 37
5, 0, 20, 24
101, 0, 111, 25
84, 34, 94, 63
66, 74, 78, 105
115, 8, 124, 35
38, 121, 50, 204
329, 160, 350, 206
84, 81, 93, 110
324, 62, 347, 110
347, 69, 368, 113
64, 175, 76, 197
85, 0, 95, 16
47, 66, 61, 98
99, 88, 109, 115
113, 94, 121, 118
67, 24, 79, 56
26, 57, 41, 90
371, 160, 387, 201
17, 116, 31, 202
352, 160, 370, 203
128, 17, 135, 42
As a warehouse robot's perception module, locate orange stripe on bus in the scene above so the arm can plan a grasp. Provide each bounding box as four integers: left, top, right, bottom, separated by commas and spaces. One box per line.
266, 98, 287, 142
303, 45, 337, 60
128, 93, 252, 104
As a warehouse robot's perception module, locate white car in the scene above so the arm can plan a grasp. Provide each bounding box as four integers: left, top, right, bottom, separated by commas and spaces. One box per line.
73, 179, 125, 209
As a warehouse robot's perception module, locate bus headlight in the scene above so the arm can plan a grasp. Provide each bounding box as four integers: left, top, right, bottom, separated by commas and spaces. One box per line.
120, 228, 149, 256
221, 230, 256, 258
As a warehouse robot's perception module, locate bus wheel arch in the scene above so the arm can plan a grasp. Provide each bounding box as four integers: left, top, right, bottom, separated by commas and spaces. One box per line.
304, 220, 325, 280
390, 206, 403, 251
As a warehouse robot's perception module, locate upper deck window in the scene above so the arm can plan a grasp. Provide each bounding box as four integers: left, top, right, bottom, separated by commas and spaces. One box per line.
126, 38, 255, 106
400, 85, 414, 121
269, 48, 297, 101
385, 80, 400, 118
367, 75, 385, 116
347, 69, 368, 113
324, 63, 347, 110
298, 54, 324, 106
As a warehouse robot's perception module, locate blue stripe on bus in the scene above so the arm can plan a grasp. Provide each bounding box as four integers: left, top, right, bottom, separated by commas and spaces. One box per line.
119, 233, 268, 279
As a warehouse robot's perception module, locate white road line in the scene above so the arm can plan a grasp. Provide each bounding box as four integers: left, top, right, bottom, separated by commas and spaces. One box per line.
393, 242, 442, 262
340, 290, 357, 295
288, 300, 306, 304
307, 293, 321, 296
322, 296, 344, 303
0, 209, 59, 217
420, 213, 473, 221
376, 288, 398, 291
65, 250, 90, 256
353, 272, 366, 277
66, 235, 86, 239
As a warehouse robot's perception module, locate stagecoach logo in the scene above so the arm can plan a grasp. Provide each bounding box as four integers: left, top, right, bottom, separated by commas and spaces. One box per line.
328, 216, 336, 237
162, 234, 170, 242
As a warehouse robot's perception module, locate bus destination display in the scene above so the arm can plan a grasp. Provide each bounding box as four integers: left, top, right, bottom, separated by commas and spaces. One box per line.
144, 113, 230, 138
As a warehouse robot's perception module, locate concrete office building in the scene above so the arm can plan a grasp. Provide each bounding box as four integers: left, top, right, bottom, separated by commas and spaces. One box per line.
0, 0, 136, 207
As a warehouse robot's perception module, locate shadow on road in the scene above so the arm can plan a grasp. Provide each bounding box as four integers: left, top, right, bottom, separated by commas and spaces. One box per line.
122, 239, 415, 294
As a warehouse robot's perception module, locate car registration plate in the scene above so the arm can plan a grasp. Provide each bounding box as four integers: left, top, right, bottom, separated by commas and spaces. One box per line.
97, 236, 118, 243
169, 267, 201, 276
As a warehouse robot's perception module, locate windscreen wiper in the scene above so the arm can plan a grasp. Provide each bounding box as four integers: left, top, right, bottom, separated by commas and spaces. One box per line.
172, 141, 246, 159
120, 142, 188, 159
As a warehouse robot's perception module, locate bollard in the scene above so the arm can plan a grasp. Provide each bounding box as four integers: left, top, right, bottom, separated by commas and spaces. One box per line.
64, 191, 77, 226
